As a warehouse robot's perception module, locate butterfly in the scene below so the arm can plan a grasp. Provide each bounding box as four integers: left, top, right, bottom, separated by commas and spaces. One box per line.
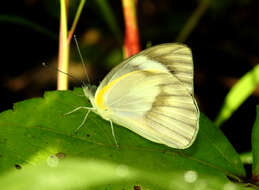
68, 43, 200, 149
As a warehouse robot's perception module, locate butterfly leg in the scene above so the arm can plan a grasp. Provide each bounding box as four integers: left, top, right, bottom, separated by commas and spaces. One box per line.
64, 106, 94, 115
73, 109, 91, 133
109, 120, 119, 148
65, 106, 94, 134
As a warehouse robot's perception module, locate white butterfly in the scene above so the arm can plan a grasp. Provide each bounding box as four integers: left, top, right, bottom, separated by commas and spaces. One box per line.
68, 43, 200, 149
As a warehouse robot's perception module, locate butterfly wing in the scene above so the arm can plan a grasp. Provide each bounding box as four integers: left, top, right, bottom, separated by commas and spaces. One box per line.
97, 43, 194, 95
95, 70, 199, 149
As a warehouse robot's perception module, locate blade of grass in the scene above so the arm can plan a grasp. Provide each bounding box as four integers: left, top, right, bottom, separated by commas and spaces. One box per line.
95, 0, 123, 43
215, 64, 259, 126
176, 0, 209, 42
0, 15, 57, 40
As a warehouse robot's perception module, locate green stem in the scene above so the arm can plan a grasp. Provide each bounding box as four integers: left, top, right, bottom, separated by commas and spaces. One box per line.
176, 0, 209, 42
68, 0, 86, 44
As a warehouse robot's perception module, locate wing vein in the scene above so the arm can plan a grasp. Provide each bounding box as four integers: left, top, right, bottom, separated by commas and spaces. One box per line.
148, 110, 196, 129
145, 115, 191, 142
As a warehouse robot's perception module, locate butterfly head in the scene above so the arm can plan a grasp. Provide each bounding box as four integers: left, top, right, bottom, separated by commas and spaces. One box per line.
82, 85, 97, 106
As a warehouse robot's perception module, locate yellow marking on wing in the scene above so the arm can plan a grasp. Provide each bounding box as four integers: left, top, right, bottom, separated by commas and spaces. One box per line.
96, 70, 138, 109
95, 69, 161, 110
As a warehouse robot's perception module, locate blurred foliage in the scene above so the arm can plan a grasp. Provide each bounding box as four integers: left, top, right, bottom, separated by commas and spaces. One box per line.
252, 106, 259, 176
215, 64, 259, 126
0, 15, 57, 40
0, 0, 259, 188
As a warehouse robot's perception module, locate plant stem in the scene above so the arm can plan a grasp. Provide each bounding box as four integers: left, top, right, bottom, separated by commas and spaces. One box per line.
67, 0, 86, 44
57, 0, 69, 90
122, 0, 140, 58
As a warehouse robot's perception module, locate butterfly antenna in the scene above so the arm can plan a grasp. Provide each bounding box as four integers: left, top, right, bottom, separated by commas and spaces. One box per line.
73, 35, 90, 85
42, 62, 87, 87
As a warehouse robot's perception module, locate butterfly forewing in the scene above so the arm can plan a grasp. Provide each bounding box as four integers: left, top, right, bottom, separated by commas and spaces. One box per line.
97, 43, 194, 96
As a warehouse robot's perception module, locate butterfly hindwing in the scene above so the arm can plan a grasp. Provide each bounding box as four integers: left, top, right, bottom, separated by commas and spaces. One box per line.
95, 70, 199, 149
92, 43, 199, 149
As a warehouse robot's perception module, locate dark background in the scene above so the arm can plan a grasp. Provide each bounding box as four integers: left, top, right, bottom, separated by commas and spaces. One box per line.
0, 0, 258, 153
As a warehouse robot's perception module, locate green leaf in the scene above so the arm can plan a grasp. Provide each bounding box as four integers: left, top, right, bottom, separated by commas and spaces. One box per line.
0, 89, 247, 189
215, 64, 259, 126
252, 105, 259, 182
